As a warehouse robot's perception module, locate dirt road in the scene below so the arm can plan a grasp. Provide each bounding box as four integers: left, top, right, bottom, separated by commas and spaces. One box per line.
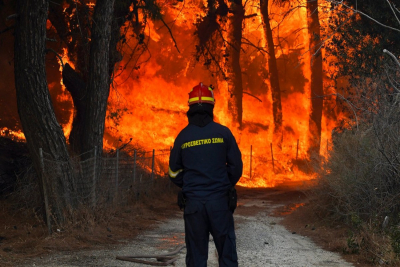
22, 187, 353, 267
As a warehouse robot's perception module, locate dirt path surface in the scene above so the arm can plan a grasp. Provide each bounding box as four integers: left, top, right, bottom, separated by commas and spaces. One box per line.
18, 185, 354, 267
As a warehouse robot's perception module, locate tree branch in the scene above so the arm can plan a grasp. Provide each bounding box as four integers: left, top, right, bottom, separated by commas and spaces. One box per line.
204, 44, 227, 80
383, 49, 400, 70
243, 91, 262, 102
386, 0, 400, 26
45, 48, 64, 68
327, 0, 400, 33
241, 37, 267, 54
160, 17, 180, 53
244, 13, 257, 19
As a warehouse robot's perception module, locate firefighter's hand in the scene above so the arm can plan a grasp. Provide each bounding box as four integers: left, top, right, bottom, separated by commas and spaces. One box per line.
228, 186, 237, 213
177, 191, 186, 210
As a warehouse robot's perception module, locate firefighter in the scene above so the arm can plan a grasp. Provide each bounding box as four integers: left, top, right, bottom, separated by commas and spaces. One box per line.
169, 82, 243, 267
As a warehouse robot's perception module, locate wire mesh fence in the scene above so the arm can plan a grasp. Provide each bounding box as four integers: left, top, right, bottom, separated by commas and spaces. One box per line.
241, 139, 329, 179
39, 147, 172, 233
37, 139, 328, 232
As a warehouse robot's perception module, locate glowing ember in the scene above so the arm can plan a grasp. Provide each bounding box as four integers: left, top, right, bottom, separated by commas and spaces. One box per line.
0, 127, 25, 141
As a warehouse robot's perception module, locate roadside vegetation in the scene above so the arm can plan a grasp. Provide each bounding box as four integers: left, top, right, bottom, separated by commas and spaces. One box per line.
310, 42, 400, 267
311, 118, 400, 265
307, 1, 400, 264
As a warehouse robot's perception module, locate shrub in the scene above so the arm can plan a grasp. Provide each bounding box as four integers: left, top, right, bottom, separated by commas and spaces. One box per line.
310, 57, 400, 264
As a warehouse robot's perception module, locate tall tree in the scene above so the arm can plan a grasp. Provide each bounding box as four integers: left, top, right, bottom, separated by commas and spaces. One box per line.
13, 0, 123, 223
260, 0, 283, 147
48, 0, 132, 157
226, 0, 245, 128
7, 0, 173, 223
75, 0, 116, 157
48, 0, 165, 157
195, 0, 254, 128
306, 0, 323, 156
14, 0, 76, 221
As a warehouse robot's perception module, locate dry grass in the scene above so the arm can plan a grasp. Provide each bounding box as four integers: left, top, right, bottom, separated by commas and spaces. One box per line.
301, 63, 400, 265
0, 175, 180, 267
306, 126, 400, 265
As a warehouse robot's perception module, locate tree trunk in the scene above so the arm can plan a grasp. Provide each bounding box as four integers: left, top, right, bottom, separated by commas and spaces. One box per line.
51, 0, 126, 156
79, 0, 116, 158
108, 0, 132, 77
260, 0, 283, 147
226, 0, 245, 128
62, 63, 86, 154
60, 0, 119, 201
307, 0, 323, 157
14, 0, 75, 222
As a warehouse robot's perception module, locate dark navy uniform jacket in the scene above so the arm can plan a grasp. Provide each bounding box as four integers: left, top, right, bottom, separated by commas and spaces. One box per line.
169, 121, 243, 200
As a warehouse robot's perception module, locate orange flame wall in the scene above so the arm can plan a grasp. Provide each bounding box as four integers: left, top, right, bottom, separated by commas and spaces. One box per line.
102, 0, 339, 187
0, 1, 341, 188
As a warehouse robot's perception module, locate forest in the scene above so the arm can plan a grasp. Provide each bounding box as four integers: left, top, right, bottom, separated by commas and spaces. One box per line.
1, 0, 400, 265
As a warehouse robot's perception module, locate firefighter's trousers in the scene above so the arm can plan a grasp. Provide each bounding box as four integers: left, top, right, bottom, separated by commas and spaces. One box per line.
183, 197, 238, 267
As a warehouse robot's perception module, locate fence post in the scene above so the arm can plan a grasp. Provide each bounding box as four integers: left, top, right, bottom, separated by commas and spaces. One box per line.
270, 143, 275, 172
133, 149, 137, 185
250, 145, 252, 179
92, 146, 97, 207
296, 139, 299, 160
39, 148, 52, 235
151, 149, 155, 181
115, 149, 119, 201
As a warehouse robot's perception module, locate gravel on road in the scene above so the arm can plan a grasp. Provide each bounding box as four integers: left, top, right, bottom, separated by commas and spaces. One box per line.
22, 192, 353, 267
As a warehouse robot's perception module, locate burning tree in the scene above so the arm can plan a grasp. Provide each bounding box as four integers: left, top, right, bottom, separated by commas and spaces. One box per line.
226, 0, 246, 129
194, 0, 247, 128
306, 0, 324, 157
194, 0, 286, 135
49, 0, 164, 158
260, 0, 283, 147
50, 0, 118, 158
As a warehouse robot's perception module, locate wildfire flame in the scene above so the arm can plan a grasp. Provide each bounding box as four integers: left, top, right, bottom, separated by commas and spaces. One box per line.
0, 127, 25, 141
102, 0, 339, 187
0, 1, 344, 188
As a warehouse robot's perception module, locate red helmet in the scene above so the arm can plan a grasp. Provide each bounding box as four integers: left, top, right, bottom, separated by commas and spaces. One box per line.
188, 82, 215, 106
